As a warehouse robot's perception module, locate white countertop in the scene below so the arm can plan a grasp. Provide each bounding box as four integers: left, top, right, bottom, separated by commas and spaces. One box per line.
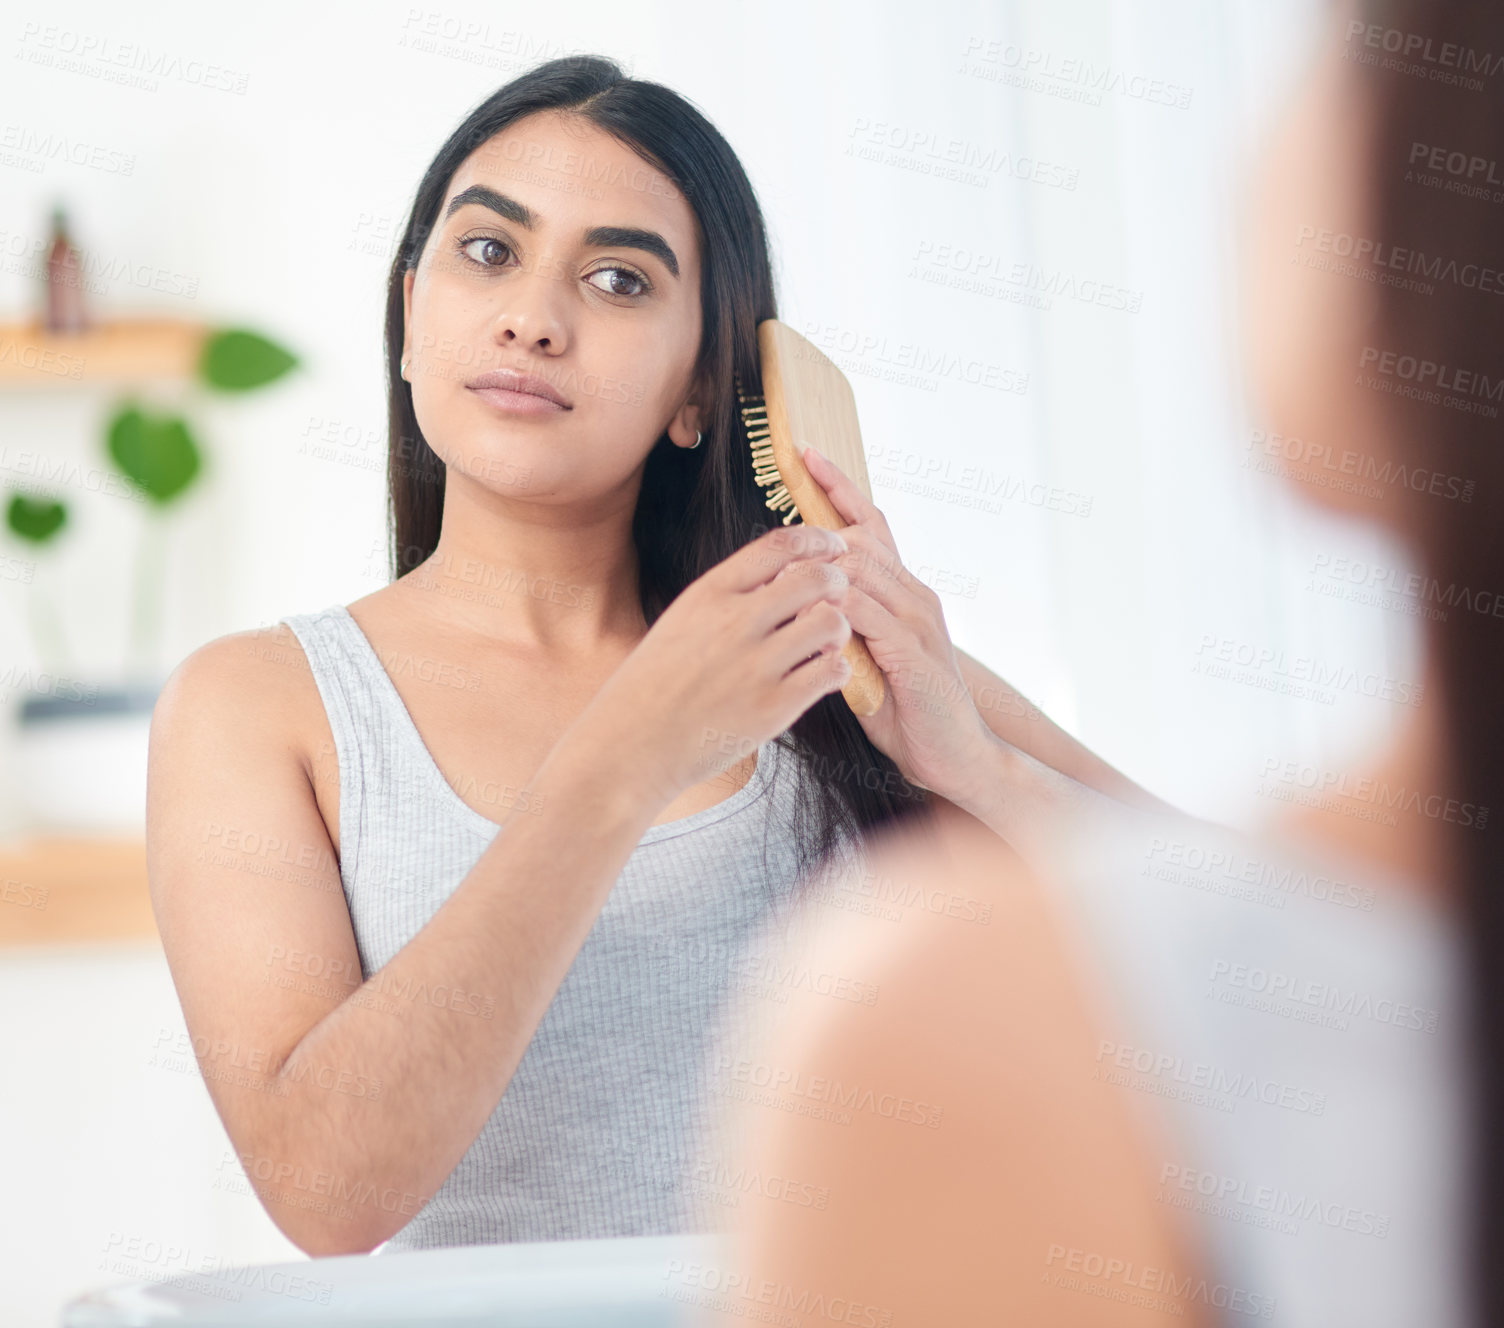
61, 1232, 729, 1327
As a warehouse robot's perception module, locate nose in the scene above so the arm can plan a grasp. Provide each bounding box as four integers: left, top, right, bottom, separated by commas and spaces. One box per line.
488, 253, 570, 356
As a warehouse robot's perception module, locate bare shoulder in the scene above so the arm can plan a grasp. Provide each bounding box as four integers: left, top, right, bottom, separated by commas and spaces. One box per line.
723, 811, 1212, 1325
147, 620, 345, 886
151, 622, 330, 782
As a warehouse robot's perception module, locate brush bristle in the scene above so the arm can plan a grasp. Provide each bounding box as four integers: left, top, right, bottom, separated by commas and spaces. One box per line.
735, 373, 802, 526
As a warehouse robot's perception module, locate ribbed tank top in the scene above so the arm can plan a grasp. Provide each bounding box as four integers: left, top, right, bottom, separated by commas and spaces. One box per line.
281, 604, 857, 1252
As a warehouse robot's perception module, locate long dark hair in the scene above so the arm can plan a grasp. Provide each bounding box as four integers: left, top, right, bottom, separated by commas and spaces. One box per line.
1353, 4, 1504, 1323
381, 55, 931, 888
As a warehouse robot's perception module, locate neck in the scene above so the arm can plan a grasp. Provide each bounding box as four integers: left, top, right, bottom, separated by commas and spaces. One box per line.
395, 469, 647, 654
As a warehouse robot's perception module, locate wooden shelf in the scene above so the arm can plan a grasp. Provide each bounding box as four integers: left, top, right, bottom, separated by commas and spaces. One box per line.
0, 836, 156, 946
0, 317, 209, 387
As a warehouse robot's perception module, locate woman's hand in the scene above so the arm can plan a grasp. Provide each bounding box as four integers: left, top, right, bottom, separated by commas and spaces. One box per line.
581, 523, 855, 810
799, 443, 999, 807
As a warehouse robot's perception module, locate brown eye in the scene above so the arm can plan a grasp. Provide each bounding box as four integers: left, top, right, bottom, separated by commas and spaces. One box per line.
459, 236, 510, 268
586, 266, 649, 298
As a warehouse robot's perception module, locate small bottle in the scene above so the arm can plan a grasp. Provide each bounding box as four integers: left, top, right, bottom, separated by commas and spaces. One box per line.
45, 205, 90, 335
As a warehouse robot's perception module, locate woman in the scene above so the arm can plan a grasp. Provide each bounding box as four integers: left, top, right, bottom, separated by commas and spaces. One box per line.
145, 56, 1153, 1257
713, 1, 1496, 1325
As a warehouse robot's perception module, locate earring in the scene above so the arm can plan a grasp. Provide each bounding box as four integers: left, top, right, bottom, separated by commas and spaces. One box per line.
400, 357, 409, 380
688, 430, 702, 449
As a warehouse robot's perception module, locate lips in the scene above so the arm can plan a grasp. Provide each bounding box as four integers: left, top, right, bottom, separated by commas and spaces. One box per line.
465, 368, 571, 409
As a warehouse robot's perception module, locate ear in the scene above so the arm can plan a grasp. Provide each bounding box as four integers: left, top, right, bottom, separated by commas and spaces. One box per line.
400, 267, 416, 372
665, 372, 712, 450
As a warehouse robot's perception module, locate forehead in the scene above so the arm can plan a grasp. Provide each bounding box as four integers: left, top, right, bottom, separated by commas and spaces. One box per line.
445, 110, 700, 254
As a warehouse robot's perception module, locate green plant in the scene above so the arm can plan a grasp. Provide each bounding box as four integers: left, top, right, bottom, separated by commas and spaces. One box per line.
6, 489, 71, 672
6, 492, 67, 543
104, 325, 299, 678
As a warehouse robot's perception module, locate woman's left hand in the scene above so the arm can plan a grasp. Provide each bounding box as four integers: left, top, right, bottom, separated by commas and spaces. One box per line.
797, 444, 999, 809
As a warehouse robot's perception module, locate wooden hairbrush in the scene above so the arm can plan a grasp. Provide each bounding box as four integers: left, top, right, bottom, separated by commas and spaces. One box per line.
735, 319, 887, 718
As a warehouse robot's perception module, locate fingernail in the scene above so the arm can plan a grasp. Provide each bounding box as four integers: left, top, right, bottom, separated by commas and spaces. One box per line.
801, 443, 823, 464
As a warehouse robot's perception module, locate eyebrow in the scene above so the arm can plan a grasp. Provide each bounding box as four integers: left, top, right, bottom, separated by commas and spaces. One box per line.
442, 184, 680, 279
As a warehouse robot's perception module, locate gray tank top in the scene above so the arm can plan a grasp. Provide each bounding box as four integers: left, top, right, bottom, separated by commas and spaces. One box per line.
281, 604, 856, 1252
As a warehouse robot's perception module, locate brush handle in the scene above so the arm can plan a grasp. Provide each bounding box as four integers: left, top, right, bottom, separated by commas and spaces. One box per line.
834, 625, 887, 718
756, 321, 887, 718
781, 469, 886, 717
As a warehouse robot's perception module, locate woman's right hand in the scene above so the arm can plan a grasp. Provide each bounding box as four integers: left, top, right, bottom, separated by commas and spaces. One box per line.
580, 523, 854, 807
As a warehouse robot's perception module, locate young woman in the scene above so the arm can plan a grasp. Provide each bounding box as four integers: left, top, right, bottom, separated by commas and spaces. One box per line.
721, 1, 1498, 1324
144, 55, 1156, 1257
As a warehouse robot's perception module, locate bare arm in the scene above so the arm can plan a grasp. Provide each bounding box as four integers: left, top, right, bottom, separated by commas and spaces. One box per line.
952, 645, 1178, 816
148, 630, 669, 1256
147, 525, 853, 1257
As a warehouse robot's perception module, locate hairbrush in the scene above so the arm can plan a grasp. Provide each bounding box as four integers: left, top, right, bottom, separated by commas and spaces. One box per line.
735, 319, 886, 717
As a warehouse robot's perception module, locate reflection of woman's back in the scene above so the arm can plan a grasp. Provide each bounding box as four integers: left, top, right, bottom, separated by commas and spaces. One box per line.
716, 780, 1466, 1327
1028, 793, 1465, 1326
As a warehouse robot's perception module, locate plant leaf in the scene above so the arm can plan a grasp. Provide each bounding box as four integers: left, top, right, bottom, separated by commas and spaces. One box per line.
107, 406, 202, 505
6, 491, 67, 543
198, 328, 299, 391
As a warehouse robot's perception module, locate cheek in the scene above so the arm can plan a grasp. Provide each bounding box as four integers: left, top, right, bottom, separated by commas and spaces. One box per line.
581, 342, 660, 420
410, 281, 496, 376
585, 320, 698, 431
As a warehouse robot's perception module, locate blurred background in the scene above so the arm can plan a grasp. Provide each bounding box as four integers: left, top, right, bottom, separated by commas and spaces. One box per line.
3, 0, 1428, 1321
